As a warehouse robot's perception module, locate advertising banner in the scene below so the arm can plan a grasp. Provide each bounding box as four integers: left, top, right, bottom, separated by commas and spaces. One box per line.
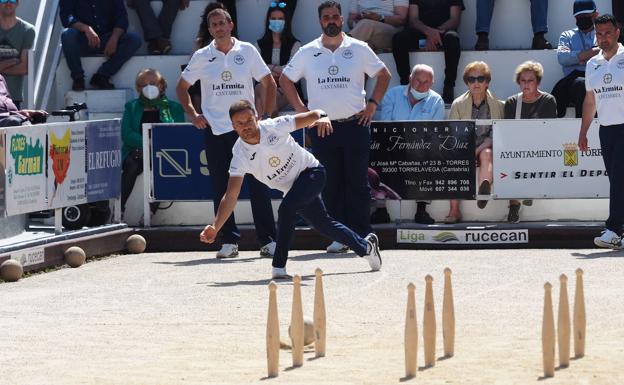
5, 125, 47, 215
47, 123, 87, 209
86, 120, 122, 201
397, 228, 529, 245
370, 121, 476, 200
0, 128, 5, 216
492, 119, 606, 198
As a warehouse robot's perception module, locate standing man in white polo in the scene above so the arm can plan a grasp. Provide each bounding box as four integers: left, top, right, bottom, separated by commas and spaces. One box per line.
280, 0, 391, 253
176, 8, 277, 259
578, 14, 624, 249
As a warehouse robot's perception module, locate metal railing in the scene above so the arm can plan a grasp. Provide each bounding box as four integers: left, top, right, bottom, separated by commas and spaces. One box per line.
31, 0, 62, 110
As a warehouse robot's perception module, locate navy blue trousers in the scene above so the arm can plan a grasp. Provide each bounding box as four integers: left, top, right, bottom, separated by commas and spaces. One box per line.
273, 167, 368, 268
599, 124, 624, 234
204, 129, 276, 245
310, 119, 372, 237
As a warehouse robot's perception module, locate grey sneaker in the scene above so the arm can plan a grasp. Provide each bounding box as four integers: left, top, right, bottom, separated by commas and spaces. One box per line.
363, 233, 382, 271
216, 243, 239, 259
260, 241, 276, 258
272, 267, 292, 279
326, 241, 349, 253
507, 204, 520, 223
594, 229, 623, 249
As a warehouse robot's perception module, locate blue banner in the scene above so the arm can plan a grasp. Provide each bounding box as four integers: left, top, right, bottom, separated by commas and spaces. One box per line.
86, 120, 122, 201
151, 124, 305, 201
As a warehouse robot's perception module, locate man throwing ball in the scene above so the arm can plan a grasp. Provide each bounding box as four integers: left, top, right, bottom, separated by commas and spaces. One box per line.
200, 100, 382, 278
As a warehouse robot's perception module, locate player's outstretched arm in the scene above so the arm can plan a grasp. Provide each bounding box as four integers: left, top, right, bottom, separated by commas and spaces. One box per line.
199, 176, 244, 243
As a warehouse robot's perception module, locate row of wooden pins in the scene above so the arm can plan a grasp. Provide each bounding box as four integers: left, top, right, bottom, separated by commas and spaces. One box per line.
542, 268, 585, 378
266, 268, 326, 378
404, 267, 455, 378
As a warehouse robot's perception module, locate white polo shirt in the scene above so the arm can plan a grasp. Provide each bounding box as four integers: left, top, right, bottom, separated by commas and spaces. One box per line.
229, 116, 320, 194
182, 38, 271, 135
282, 34, 386, 120
585, 43, 624, 126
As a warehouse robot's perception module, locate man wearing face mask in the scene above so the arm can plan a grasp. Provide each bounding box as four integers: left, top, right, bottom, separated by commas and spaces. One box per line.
280, 1, 391, 254
552, 0, 599, 118
375, 64, 444, 224
121, 68, 185, 217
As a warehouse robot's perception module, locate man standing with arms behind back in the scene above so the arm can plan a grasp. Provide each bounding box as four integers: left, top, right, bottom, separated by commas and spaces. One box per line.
176, 8, 277, 259
280, 1, 390, 254
578, 14, 624, 249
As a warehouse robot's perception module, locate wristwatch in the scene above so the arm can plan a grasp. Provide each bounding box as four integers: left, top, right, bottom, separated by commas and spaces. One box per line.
368, 98, 379, 106
319, 111, 328, 118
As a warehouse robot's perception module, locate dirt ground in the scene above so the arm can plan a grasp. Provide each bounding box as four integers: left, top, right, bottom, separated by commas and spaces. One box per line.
1, 248, 623, 385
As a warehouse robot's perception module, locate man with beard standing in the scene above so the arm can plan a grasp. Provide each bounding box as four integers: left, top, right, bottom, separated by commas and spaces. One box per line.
280, 1, 391, 253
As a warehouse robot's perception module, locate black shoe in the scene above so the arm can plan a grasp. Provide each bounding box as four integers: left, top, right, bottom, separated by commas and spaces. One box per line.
507, 204, 520, 223
90, 73, 115, 89
477, 180, 491, 209
371, 207, 391, 224
72, 77, 85, 91
531, 35, 552, 49
414, 210, 435, 224
475, 34, 489, 50
442, 85, 454, 104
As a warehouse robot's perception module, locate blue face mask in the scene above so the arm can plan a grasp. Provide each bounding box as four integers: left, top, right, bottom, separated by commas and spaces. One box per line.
410, 88, 430, 100
268, 19, 285, 33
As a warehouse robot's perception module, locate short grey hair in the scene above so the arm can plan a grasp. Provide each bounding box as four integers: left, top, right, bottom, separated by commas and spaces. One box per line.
410, 64, 434, 78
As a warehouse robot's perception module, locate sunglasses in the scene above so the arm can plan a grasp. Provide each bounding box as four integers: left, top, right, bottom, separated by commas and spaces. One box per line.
467, 76, 486, 84
270, 1, 286, 8
0, 0, 17, 4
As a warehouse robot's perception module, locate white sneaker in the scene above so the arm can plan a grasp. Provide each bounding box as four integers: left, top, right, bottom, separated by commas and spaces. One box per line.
272, 267, 292, 279
326, 241, 349, 253
260, 241, 276, 258
363, 233, 382, 271
594, 229, 623, 249
216, 243, 239, 258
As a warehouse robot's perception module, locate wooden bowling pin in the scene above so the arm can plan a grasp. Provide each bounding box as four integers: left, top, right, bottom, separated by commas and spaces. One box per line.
442, 267, 455, 358
314, 268, 326, 358
558, 274, 571, 368
574, 268, 586, 358
423, 275, 436, 367
291, 275, 304, 367
266, 281, 280, 377
405, 283, 418, 378
542, 282, 555, 378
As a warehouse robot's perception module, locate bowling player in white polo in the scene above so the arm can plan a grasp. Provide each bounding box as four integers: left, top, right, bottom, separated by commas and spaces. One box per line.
176, 8, 277, 259
579, 14, 624, 249
199, 100, 382, 279
280, 0, 391, 254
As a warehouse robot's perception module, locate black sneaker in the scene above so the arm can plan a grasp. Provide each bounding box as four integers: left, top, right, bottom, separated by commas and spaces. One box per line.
363, 233, 382, 271
475, 34, 489, 50
477, 180, 491, 209
90, 73, 115, 89
72, 77, 85, 91
507, 204, 520, 223
414, 210, 435, 224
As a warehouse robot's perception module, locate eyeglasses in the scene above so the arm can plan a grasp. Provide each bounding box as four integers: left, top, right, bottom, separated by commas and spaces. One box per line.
270, 2, 286, 8
467, 76, 486, 84
0, 0, 17, 4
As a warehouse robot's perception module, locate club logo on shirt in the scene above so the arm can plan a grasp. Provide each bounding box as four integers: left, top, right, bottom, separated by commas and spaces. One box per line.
313, 52, 323, 57
221, 71, 233, 82
618, 59, 624, 69
604, 73, 613, 84
342, 49, 353, 59
267, 134, 279, 145
594, 64, 602, 70
234, 54, 245, 65
250, 152, 256, 161
208, 57, 217, 62
269, 156, 281, 167
328, 65, 339, 75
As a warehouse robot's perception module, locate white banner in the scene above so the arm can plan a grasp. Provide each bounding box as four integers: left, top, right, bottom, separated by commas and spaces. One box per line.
11, 247, 44, 267
397, 229, 529, 244
47, 123, 87, 209
492, 119, 607, 199
5, 125, 47, 215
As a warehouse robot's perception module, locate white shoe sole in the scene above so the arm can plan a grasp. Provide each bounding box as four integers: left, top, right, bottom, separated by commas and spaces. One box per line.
216, 252, 239, 259
594, 238, 622, 250
364, 234, 382, 271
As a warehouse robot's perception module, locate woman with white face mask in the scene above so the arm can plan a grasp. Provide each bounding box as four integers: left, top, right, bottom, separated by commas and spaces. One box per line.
254, 2, 301, 117
120, 68, 185, 217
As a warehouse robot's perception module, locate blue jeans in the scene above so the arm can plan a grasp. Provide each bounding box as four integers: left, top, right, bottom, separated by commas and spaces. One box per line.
61, 28, 142, 80
273, 167, 368, 268
476, 0, 548, 34
599, 124, 624, 234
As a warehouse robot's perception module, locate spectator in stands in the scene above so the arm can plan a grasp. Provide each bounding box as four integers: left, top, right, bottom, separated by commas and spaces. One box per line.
475, 0, 552, 50
347, 0, 408, 52
126, 0, 189, 55
59, 0, 142, 91
0, 0, 34, 109
376, 64, 443, 224
254, 2, 301, 117
614, 0, 624, 42
0, 73, 46, 127
504, 61, 557, 223
392, 0, 463, 104
121, 68, 184, 216
280, 0, 391, 254
552, 0, 599, 118
176, 8, 277, 259
447, 61, 504, 223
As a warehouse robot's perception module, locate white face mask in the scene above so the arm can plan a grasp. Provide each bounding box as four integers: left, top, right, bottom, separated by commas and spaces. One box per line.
410, 88, 430, 100
142, 84, 160, 100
